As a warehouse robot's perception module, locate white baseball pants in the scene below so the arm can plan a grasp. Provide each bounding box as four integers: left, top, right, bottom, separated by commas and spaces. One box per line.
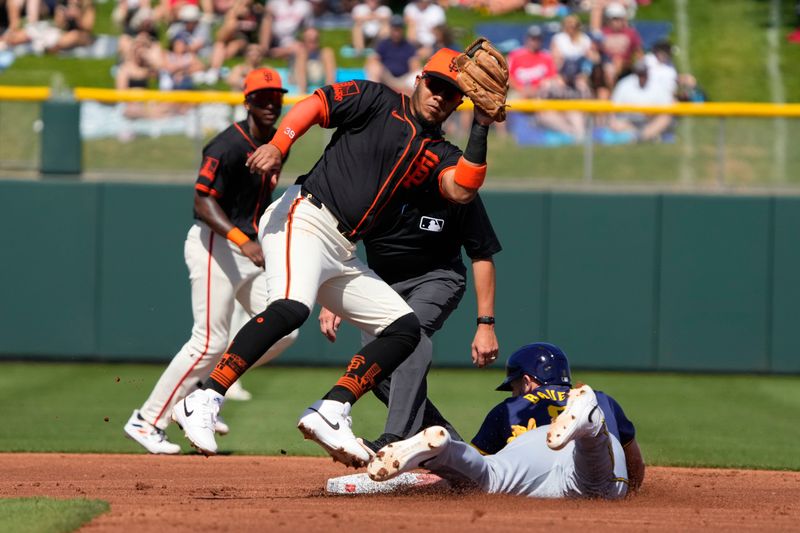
139, 222, 296, 430
428, 424, 629, 499
258, 185, 413, 337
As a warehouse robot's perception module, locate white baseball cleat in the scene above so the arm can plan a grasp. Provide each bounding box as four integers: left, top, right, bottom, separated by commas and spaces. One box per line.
171, 389, 223, 456
367, 426, 451, 482
123, 410, 181, 455
225, 380, 253, 402
215, 415, 230, 436
297, 400, 371, 468
546, 384, 605, 451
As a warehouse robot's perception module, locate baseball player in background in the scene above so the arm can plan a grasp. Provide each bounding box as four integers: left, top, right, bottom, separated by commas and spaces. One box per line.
124, 68, 297, 454
368, 342, 646, 498
172, 48, 499, 466
318, 190, 501, 451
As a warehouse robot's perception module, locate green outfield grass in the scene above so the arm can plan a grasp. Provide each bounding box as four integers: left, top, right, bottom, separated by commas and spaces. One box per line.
0, 498, 109, 533
1, 362, 798, 471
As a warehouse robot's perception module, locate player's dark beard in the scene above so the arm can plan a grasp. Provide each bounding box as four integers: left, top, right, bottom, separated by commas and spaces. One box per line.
410, 97, 444, 132
412, 108, 436, 129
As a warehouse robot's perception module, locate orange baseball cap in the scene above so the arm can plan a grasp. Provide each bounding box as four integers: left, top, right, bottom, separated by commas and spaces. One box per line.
243, 67, 288, 96
421, 48, 461, 90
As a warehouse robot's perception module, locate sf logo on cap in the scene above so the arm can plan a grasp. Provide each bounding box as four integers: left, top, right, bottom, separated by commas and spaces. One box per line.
449, 58, 459, 73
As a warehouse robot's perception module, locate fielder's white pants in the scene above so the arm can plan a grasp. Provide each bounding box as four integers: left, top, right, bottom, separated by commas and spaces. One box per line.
139, 222, 296, 430
259, 185, 412, 337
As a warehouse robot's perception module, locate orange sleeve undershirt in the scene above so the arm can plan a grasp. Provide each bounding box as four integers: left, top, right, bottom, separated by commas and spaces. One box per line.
268, 91, 327, 157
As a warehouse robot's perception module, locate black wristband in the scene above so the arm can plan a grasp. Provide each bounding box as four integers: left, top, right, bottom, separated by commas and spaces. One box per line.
463, 121, 489, 165
477, 316, 495, 325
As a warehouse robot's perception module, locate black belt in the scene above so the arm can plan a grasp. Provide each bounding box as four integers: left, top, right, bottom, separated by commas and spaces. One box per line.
300, 188, 357, 242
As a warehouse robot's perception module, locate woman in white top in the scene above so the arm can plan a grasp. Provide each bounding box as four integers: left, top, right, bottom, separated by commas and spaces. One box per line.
351, 0, 391, 54
550, 15, 591, 71
548, 14, 593, 99
403, 0, 445, 59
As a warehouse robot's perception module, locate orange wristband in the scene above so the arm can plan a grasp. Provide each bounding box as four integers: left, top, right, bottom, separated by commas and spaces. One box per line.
453, 156, 487, 189
226, 227, 250, 247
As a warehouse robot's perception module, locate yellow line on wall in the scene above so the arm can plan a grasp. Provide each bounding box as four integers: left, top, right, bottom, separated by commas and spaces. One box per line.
2, 85, 800, 117
0, 86, 51, 101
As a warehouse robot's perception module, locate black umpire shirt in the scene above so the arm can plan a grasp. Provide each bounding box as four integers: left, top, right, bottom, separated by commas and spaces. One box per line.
364, 188, 502, 285
194, 120, 277, 238
299, 80, 464, 241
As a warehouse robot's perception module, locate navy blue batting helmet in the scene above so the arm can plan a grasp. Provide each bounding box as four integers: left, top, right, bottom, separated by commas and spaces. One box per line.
495, 342, 572, 391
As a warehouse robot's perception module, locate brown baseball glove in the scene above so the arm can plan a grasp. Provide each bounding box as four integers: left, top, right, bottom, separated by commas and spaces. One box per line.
455, 38, 509, 122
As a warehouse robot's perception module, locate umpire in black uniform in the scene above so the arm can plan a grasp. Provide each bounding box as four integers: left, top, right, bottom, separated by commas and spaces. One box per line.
319, 187, 501, 450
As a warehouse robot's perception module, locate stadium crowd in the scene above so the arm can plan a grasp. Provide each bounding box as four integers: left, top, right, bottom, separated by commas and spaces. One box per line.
0, 0, 706, 143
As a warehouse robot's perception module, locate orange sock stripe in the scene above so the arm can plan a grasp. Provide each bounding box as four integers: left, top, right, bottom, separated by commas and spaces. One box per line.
209, 368, 236, 389
335, 376, 365, 399
208, 352, 248, 390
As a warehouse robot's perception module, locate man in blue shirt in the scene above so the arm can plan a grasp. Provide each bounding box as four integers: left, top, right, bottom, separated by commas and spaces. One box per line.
365, 15, 420, 94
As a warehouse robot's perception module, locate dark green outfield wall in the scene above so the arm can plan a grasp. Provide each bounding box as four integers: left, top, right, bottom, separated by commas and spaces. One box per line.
1, 180, 798, 373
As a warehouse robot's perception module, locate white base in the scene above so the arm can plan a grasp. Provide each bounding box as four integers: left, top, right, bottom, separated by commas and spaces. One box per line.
326, 472, 450, 495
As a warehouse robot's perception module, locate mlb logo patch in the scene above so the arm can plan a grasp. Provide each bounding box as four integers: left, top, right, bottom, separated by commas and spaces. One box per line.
420, 216, 444, 232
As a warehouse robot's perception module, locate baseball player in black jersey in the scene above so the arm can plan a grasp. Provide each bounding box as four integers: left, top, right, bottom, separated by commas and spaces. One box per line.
124, 68, 297, 454
173, 48, 499, 466
318, 189, 502, 450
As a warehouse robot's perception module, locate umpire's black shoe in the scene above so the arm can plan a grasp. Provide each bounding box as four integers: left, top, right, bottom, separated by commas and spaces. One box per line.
362, 433, 402, 453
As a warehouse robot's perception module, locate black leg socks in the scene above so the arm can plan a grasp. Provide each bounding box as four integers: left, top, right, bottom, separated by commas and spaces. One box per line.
324, 312, 421, 404
205, 299, 309, 394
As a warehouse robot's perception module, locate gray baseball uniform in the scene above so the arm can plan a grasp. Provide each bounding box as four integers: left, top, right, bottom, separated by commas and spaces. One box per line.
369, 268, 467, 440
360, 192, 501, 441
424, 392, 631, 498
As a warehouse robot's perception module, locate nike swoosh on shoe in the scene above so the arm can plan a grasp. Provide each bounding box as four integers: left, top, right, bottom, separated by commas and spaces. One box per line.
309, 407, 340, 430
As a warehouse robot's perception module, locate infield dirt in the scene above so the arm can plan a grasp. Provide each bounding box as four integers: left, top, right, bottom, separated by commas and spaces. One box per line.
1, 454, 798, 532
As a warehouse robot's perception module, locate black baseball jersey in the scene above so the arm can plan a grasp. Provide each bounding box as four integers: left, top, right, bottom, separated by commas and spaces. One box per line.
298, 80, 464, 241
364, 191, 502, 285
194, 120, 277, 238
